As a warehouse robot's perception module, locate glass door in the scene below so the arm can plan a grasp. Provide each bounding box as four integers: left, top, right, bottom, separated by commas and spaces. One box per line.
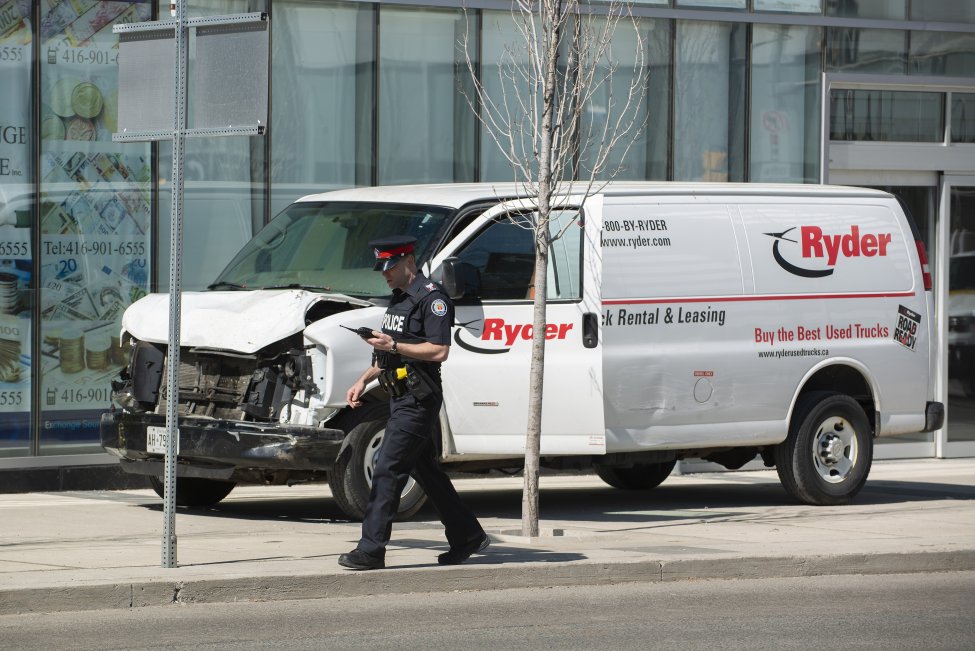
858, 181, 938, 459
943, 176, 975, 457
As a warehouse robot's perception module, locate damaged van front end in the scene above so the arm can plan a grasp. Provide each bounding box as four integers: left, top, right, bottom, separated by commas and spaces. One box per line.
100, 196, 454, 513
100, 289, 373, 502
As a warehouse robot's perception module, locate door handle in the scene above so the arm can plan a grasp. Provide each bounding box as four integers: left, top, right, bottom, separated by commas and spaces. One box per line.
582, 312, 598, 349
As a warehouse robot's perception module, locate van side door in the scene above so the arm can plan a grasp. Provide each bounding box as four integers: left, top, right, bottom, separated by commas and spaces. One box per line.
433, 196, 605, 456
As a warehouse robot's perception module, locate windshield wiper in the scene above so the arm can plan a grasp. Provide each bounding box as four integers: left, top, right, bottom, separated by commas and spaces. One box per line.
207, 281, 247, 290
261, 283, 332, 292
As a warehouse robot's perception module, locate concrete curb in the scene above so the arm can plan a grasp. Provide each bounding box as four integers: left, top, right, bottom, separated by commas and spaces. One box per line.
3, 550, 974, 616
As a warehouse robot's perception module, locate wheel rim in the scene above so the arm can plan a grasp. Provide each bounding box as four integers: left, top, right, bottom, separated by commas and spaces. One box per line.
363, 429, 417, 498
811, 416, 858, 484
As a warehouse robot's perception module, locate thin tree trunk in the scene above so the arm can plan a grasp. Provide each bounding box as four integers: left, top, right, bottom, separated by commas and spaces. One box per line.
460, 0, 647, 538
522, 233, 548, 537
522, 1, 562, 537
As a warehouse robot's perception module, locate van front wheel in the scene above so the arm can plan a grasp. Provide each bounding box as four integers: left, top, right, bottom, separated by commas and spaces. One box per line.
147, 476, 236, 507
328, 405, 428, 521
595, 460, 676, 490
775, 391, 873, 506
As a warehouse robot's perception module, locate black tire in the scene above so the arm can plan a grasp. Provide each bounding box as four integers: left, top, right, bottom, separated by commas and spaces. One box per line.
774, 391, 873, 506
327, 404, 428, 521
595, 460, 676, 490
147, 475, 236, 507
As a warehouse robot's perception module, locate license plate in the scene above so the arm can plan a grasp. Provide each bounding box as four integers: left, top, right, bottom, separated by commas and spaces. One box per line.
146, 426, 179, 455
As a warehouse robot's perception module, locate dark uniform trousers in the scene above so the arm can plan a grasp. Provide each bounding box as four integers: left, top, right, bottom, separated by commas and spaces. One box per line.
358, 392, 484, 558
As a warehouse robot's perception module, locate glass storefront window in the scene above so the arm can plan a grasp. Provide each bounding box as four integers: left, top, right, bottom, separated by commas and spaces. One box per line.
157, 144, 265, 293
479, 10, 533, 182
579, 17, 670, 181
952, 93, 975, 143
754, 0, 822, 13
675, 0, 746, 8
910, 3, 975, 25
0, 0, 33, 456
378, 5, 473, 185
674, 20, 746, 182
270, 1, 373, 213
825, 0, 905, 20
948, 185, 975, 444
827, 28, 907, 75
910, 31, 975, 78
830, 90, 945, 142
159, 0, 269, 292
38, 0, 152, 454
750, 24, 821, 183
866, 185, 936, 447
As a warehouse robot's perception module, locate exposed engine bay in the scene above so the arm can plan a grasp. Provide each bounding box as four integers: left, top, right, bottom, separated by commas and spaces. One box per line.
111, 335, 319, 423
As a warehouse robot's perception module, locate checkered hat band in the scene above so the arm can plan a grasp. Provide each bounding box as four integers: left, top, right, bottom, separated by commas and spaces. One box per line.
375, 244, 413, 259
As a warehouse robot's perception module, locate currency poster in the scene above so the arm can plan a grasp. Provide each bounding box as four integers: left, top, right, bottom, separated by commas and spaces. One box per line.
0, 0, 32, 455
39, 0, 151, 449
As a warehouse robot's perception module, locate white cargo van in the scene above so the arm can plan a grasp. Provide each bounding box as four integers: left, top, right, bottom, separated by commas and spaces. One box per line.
101, 183, 943, 518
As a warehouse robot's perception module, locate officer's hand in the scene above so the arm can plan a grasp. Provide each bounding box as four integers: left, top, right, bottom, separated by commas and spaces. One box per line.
366, 332, 394, 351
346, 381, 366, 408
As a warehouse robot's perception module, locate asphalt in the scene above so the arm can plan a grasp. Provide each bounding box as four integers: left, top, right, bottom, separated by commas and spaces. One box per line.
1, 458, 974, 615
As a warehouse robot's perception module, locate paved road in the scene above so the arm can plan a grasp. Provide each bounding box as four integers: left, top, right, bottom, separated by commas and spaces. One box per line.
2, 572, 973, 650
2, 459, 974, 615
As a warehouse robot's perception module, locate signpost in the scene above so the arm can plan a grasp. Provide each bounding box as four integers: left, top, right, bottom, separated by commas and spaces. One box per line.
112, 1, 268, 568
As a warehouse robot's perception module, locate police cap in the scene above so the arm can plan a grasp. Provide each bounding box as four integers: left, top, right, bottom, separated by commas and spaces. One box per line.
369, 235, 416, 271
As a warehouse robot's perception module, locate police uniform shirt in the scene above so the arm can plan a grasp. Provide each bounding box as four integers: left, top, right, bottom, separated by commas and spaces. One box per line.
380, 274, 454, 381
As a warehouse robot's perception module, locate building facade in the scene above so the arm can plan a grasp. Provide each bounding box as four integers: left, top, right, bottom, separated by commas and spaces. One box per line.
1, 0, 974, 476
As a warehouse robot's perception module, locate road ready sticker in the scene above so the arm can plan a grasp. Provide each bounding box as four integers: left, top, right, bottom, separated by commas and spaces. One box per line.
894, 305, 920, 351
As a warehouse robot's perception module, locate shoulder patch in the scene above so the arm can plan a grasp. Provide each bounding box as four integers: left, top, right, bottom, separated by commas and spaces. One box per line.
425, 282, 437, 292
431, 299, 448, 317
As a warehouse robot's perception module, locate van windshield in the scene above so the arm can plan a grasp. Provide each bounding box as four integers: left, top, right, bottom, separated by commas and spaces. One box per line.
210, 201, 452, 298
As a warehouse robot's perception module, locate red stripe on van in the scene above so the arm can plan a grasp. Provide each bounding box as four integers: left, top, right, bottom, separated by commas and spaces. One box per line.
602, 291, 916, 306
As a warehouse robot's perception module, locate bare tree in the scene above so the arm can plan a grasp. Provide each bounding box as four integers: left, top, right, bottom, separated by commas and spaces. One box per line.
460, 0, 648, 536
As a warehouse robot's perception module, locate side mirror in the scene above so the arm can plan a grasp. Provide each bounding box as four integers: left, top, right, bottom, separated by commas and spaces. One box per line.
432, 257, 465, 299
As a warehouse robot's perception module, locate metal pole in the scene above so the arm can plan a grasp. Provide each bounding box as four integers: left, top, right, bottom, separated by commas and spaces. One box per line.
820, 72, 829, 185
163, 0, 188, 569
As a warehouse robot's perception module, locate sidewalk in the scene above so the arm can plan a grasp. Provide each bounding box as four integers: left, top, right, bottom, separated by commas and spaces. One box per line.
1, 458, 974, 615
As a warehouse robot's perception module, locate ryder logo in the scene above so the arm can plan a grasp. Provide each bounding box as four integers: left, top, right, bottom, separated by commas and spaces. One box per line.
765, 225, 892, 278
453, 317, 574, 354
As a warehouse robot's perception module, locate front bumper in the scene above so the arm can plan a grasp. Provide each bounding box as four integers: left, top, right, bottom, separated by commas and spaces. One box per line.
100, 411, 346, 479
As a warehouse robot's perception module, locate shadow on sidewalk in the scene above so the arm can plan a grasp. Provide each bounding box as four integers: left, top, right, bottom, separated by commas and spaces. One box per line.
392, 539, 587, 566
132, 475, 975, 526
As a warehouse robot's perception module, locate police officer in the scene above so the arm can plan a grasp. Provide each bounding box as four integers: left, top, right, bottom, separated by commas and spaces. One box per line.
338, 235, 489, 571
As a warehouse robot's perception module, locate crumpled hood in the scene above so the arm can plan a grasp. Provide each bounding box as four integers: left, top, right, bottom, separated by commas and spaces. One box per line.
122, 290, 369, 354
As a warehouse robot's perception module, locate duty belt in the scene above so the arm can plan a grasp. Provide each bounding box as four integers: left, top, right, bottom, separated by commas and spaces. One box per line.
377, 367, 409, 397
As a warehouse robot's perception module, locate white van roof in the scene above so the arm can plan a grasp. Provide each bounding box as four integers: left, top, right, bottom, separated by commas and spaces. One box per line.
294, 182, 892, 210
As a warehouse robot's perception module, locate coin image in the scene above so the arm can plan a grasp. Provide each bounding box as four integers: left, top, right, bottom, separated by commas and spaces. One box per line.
101, 90, 118, 133
50, 77, 80, 117
59, 329, 86, 374
71, 81, 103, 119
65, 116, 96, 141
41, 115, 66, 140
85, 335, 110, 371
110, 334, 126, 366
0, 273, 19, 314
44, 325, 63, 349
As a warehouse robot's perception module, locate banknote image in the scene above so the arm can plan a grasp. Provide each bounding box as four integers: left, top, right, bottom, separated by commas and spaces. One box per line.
63, 0, 128, 47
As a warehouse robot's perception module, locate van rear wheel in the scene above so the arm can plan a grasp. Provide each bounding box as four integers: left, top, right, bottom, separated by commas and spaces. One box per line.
775, 391, 873, 505
596, 460, 676, 490
328, 404, 428, 521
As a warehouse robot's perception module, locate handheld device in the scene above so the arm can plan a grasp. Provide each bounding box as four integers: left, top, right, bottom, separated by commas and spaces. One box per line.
340, 325, 377, 339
